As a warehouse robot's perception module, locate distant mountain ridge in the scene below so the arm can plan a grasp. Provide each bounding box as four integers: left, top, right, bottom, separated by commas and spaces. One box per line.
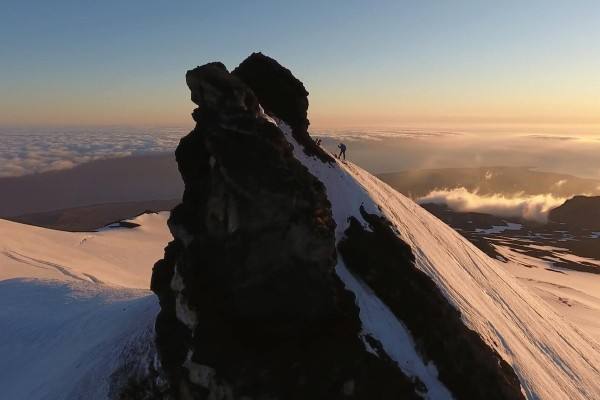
7, 199, 178, 231
550, 195, 600, 229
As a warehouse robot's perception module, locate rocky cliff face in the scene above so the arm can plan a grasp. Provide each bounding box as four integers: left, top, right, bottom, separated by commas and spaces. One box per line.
150, 55, 422, 399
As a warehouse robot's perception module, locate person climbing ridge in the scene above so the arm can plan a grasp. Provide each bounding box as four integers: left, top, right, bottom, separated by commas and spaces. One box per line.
337, 142, 347, 160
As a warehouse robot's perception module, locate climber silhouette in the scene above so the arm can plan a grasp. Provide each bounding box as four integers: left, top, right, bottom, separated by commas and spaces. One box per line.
337, 143, 347, 160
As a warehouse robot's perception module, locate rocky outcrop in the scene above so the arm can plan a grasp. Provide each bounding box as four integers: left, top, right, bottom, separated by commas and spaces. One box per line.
150, 56, 420, 399
549, 195, 600, 229
233, 52, 333, 163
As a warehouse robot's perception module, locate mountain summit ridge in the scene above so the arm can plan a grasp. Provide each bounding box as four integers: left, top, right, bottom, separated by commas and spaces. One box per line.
145, 53, 584, 399
151, 54, 425, 399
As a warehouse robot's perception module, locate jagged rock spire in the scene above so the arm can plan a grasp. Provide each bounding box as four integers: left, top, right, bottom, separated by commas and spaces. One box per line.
151, 54, 422, 398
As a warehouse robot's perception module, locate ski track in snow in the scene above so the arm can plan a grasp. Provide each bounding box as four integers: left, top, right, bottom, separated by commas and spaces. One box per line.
0, 212, 171, 289
3, 249, 102, 283
274, 119, 600, 400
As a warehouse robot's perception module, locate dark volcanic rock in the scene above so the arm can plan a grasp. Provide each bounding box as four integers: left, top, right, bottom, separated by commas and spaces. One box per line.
233, 52, 334, 163
549, 195, 600, 229
233, 53, 307, 132
186, 62, 260, 123
150, 58, 420, 399
338, 206, 525, 400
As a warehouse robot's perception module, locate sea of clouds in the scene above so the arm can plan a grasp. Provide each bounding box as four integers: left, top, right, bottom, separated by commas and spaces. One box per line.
0, 126, 186, 177
315, 128, 463, 142
315, 128, 600, 181
418, 187, 567, 223
3, 125, 600, 186
1, 126, 458, 178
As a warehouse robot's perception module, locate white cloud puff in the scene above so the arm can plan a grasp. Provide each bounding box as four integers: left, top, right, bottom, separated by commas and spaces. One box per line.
418, 187, 567, 222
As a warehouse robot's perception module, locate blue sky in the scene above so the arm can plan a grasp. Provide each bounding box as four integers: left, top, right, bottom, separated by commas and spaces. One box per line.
1, 1, 599, 129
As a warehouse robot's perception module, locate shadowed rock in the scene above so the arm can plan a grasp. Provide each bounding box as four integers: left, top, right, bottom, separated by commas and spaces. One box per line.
186, 62, 260, 123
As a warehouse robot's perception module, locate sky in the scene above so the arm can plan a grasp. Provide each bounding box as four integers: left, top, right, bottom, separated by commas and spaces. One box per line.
1, 0, 599, 130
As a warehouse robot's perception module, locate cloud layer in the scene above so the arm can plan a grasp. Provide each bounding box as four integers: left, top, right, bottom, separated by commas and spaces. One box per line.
0, 126, 186, 177
4, 125, 600, 184
418, 187, 567, 222
314, 128, 600, 180
315, 128, 463, 142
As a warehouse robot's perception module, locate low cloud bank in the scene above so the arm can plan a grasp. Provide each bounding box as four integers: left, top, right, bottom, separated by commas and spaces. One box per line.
418, 187, 567, 222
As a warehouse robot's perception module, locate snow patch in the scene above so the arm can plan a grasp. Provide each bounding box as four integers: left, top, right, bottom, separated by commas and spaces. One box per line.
475, 222, 523, 235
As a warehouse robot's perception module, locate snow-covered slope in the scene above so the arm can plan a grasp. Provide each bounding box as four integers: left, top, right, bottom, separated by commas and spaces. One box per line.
496, 244, 600, 342
0, 212, 170, 288
0, 279, 156, 400
0, 213, 169, 400
279, 120, 600, 400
